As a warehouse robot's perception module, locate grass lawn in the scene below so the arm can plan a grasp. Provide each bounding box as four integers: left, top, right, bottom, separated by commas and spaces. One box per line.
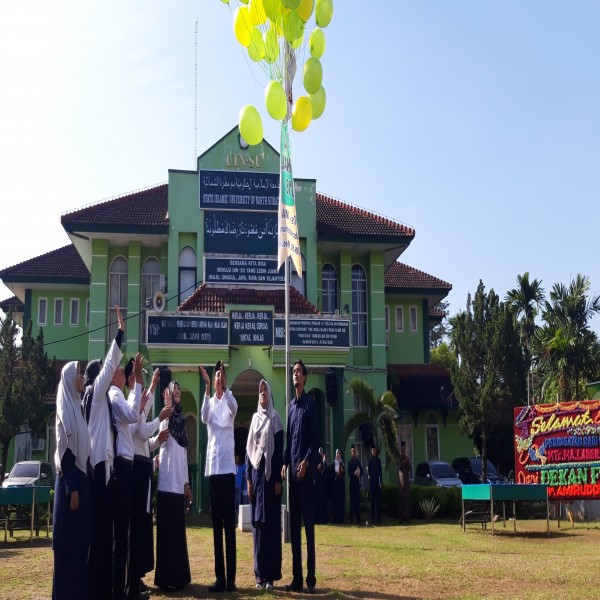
1, 514, 598, 600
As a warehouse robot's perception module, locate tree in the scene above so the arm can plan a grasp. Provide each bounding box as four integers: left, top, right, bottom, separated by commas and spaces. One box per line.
532, 274, 600, 401
429, 300, 450, 348
450, 281, 527, 481
0, 313, 55, 483
505, 272, 544, 403
340, 378, 401, 465
430, 341, 457, 370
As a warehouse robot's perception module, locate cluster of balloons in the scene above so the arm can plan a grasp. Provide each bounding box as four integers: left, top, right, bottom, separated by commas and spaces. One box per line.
219, 0, 334, 145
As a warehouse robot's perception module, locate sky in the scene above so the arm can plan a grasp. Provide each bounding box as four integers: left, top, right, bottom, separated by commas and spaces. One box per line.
1, 1, 599, 333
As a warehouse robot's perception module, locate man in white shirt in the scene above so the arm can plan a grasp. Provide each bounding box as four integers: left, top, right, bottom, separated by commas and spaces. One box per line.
201, 360, 238, 593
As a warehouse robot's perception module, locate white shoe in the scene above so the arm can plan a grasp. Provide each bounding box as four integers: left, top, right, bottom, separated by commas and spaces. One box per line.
265, 582, 274, 589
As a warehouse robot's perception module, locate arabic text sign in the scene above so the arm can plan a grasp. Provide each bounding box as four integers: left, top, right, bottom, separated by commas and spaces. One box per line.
273, 318, 350, 348
230, 310, 273, 346
204, 257, 284, 285
199, 170, 279, 211
204, 211, 277, 255
147, 315, 229, 346
514, 400, 600, 501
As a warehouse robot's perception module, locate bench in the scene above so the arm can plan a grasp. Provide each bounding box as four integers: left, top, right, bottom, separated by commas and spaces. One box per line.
0, 486, 52, 542
460, 501, 491, 529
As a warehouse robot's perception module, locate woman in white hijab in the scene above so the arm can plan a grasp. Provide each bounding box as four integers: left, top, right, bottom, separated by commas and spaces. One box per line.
246, 379, 284, 589
52, 361, 91, 600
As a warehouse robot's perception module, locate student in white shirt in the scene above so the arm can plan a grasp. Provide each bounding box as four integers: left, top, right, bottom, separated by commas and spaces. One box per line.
200, 360, 238, 593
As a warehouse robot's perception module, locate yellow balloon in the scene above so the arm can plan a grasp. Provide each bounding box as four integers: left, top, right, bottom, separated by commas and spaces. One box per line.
309, 28, 325, 58
297, 0, 314, 22
248, 27, 265, 61
264, 26, 279, 63
249, 0, 267, 26
309, 85, 326, 119
265, 80, 287, 121
292, 96, 312, 132
239, 105, 264, 146
282, 0, 300, 8
315, 0, 333, 28
233, 6, 252, 47
303, 57, 322, 95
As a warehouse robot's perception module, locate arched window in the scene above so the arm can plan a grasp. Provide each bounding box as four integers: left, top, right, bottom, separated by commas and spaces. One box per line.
425, 412, 440, 461
321, 264, 338, 314
142, 257, 162, 308
179, 247, 197, 304
291, 253, 306, 297
351, 264, 367, 347
109, 257, 128, 341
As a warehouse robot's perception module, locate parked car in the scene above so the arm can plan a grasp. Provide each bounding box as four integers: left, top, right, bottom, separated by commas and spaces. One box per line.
414, 461, 462, 487
452, 457, 507, 485
1, 461, 55, 489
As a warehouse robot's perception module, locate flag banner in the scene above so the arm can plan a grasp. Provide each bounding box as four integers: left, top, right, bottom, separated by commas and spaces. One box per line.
277, 121, 302, 278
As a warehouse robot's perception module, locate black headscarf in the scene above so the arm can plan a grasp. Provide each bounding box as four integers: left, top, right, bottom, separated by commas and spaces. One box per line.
168, 381, 188, 448
82, 358, 102, 423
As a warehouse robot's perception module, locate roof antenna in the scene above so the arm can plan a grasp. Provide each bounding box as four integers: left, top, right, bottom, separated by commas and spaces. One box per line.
194, 18, 198, 167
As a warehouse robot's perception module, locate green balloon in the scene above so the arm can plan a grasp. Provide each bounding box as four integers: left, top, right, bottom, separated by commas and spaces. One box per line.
263, 0, 281, 21
309, 27, 325, 58
315, 0, 333, 28
291, 24, 305, 49
239, 105, 264, 146
264, 26, 279, 64
309, 85, 326, 119
303, 56, 322, 95
265, 80, 287, 121
282, 9, 303, 43
282, 0, 300, 8
248, 27, 265, 61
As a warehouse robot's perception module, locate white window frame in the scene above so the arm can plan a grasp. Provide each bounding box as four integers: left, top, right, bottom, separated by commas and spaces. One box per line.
351, 264, 368, 347
322, 263, 338, 314
409, 305, 418, 332
425, 412, 440, 461
38, 297, 47, 326
70, 298, 79, 327
108, 256, 128, 342
395, 306, 404, 332
54, 298, 63, 326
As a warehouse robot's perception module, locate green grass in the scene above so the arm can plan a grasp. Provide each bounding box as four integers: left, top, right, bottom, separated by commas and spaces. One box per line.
1, 514, 598, 599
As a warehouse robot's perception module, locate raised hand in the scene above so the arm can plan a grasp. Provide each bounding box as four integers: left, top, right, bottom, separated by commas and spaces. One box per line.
116, 305, 125, 332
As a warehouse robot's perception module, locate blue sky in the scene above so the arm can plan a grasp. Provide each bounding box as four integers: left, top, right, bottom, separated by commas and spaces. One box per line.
1, 1, 598, 332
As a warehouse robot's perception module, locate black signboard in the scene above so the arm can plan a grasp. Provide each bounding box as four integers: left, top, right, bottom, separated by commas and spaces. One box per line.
230, 310, 273, 346
147, 315, 229, 346
204, 211, 277, 255
273, 318, 350, 348
204, 257, 284, 285
199, 170, 279, 211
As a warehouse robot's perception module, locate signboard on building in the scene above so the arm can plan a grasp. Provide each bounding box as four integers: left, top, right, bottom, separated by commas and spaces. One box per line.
199, 170, 279, 212
204, 257, 284, 285
514, 401, 600, 501
273, 318, 350, 348
147, 315, 229, 346
230, 310, 273, 346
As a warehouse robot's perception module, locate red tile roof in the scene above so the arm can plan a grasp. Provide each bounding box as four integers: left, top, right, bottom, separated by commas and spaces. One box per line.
385, 262, 451, 291
61, 184, 169, 229
0, 296, 24, 312
316, 192, 415, 238
178, 284, 320, 315
0, 244, 90, 282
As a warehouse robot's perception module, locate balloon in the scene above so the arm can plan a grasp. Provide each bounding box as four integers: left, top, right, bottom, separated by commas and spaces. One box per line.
220, 0, 229, 3
265, 80, 287, 120
292, 96, 312, 132
263, 0, 281, 21
239, 0, 249, 4
282, 0, 300, 8
282, 9, 303, 43
239, 105, 264, 146
264, 26, 279, 63
309, 85, 326, 119
291, 26, 305, 49
248, 27, 265, 61
315, 0, 333, 28
233, 6, 252, 47
309, 27, 325, 58
297, 0, 314, 22
249, 0, 267, 26
303, 57, 322, 95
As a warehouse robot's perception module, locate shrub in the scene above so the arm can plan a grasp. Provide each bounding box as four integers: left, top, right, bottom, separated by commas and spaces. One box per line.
382, 484, 462, 519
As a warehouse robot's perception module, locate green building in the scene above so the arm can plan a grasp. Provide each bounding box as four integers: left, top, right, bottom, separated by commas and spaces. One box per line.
0, 126, 471, 509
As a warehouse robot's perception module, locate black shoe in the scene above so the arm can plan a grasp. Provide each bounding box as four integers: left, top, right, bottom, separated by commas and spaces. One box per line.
307, 586, 316, 594
226, 582, 237, 592
208, 581, 226, 593
284, 581, 303, 592
139, 580, 148, 593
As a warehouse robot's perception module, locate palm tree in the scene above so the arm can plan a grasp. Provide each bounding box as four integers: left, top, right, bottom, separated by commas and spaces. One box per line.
340, 378, 401, 464
505, 272, 544, 403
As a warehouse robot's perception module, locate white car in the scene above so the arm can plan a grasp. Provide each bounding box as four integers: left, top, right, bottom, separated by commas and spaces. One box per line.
2, 461, 55, 489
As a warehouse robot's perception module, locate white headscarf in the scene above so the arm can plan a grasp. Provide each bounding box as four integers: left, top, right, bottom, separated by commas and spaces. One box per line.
55, 361, 91, 475
246, 379, 283, 482
335, 449, 342, 474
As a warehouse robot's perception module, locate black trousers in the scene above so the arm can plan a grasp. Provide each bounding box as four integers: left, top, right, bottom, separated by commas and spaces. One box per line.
370, 486, 382, 524
209, 474, 237, 587
89, 462, 115, 600
289, 479, 316, 588
349, 485, 361, 524
113, 457, 133, 600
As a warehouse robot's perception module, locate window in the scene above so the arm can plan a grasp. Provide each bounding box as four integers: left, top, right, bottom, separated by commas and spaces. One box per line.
85, 298, 90, 326
395, 306, 404, 332
179, 247, 196, 304
108, 257, 128, 341
38, 298, 47, 326
321, 264, 338, 314
351, 264, 367, 347
54, 298, 63, 326
291, 253, 306, 297
142, 257, 162, 308
425, 412, 439, 461
409, 305, 418, 332
70, 299, 79, 326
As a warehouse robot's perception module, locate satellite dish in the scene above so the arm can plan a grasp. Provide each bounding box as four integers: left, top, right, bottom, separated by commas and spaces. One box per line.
153, 291, 166, 312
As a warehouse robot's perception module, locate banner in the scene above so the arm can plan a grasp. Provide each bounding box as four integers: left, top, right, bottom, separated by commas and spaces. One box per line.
277, 121, 302, 277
